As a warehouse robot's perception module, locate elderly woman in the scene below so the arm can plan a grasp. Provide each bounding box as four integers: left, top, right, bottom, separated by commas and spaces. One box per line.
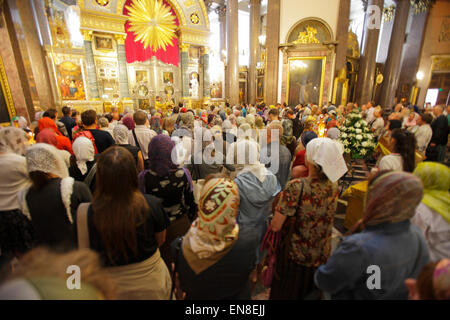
0, 127, 34, 260
233, 139, 281, 263
139, 135, 196, 268
270, 138, 347, 300
281, 118, 297, 158
327, 127, 344, 155
171, 176, 259, 300
68, 137, 97, 193
411, 162, 450, 261
315, 171, 430, 299
18, 143, 92, 249
36, 128, 71, 167
113, 124, 145, 172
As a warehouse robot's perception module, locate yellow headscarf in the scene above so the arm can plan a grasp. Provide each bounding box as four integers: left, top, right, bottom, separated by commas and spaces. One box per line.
413, 162, 450, 223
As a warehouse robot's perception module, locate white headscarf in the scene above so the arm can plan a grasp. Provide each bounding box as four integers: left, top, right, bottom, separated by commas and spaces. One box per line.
72, 137, 95, 175
25, 143, 69, 179
113, 124, 129, 145
230, 139, 267, 183
0, 127, 29, 155
306, 138, 347, 183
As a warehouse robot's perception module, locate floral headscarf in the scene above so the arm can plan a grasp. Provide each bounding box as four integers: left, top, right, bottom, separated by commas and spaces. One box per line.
353, 171, 423, 232
0, 127, 29, 155
113, 124, 130, 145
25, 143, 68, 179
413, 162, 450, 223
280, 119, 295, 146
182, 177, 240, 274
150, 115, 162, 134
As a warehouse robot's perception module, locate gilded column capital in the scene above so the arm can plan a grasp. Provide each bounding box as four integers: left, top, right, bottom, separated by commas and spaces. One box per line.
82, 30, 93, 41
114, 34, 127, 45
180, 42, 190, 52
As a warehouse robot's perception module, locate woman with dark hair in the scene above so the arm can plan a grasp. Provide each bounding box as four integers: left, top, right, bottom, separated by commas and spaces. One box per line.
377, 128, 417, 172
139, 135, 196, 268
75, 146, 171, 299
291, 131, 318, 179
270, 138, 347, 300
315, 171, 430, 299
18, 143, 92, 249
405, 259, 450, 300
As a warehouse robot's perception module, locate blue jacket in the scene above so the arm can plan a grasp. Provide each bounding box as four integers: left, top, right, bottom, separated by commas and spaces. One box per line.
314, 220, 430, 300
235, 170, 280, 263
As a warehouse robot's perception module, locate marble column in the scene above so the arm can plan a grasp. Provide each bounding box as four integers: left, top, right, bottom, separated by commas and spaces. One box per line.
180, 43, 190, 99
201, 47, 210, 99
379, 0, 410, 110
83, 30, 100, 99
265, 0, 281, 105
114, 34, 130, 98
216, 5, 227, 100
226, 0, 239, 106
248, 0, 261, 105
335, 0, 351, 74
356, 0, 384, 106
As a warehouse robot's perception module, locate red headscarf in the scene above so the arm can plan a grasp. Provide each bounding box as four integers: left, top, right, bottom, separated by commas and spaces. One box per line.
36, 128, 57, 146
38, 117, 73, 154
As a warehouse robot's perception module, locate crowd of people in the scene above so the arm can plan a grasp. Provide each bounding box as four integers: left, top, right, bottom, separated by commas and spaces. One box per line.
0, 99, 448, 300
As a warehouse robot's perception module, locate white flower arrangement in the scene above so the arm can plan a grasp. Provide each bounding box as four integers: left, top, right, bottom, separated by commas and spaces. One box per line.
339, 110, 376, 159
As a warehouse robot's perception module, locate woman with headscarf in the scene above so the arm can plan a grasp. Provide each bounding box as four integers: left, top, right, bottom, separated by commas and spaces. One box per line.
270, 138, 347, 300
291, 131, 318, 179
138, 135, 196, 268
68, 137, 97, 193
411, 162, 450, 261
281, 118, 297, 158
171, 176, 259, 299
315, 171, 430, 299
113, 124, 145, 172
38, 117, 73, 154
18, 143, 92, 249
0, 127, 34, 260
150, 114, 165, 135
236, 116, 246, 128
327, 127, 344, 155
232, 140, 281, 263
36, 128, 71, 168
74, 146, 171, 299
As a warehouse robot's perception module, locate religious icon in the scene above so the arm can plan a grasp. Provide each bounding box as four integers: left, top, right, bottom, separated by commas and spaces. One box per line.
257, 77, 264, 99
210, 82, 222, 99
163, 72, 174, 84
189, 72, 199, 98
189, 47, 200, 60
57, 61, 86, 100
239, 81, 247, 104
137, 84, 149, 97
287, 57, 325, 107
136, 71, 148, 83
95, 36, 113, 50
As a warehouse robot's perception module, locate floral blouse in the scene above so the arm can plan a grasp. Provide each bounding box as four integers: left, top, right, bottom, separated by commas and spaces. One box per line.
275, 177, 339, 267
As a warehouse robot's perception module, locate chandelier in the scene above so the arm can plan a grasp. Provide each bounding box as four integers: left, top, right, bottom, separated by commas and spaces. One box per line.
126, 0, 177, 51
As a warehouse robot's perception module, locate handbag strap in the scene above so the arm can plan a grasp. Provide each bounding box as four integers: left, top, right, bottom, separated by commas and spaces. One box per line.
76, 203, 91, 249
132, 129, 143, 155
83, 163, 97, 188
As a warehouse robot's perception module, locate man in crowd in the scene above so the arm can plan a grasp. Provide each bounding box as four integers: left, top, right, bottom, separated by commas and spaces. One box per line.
59, 106, 76, 140
428, 105, 448, 162
81, 110, 115, 153
129, 110, 157, 168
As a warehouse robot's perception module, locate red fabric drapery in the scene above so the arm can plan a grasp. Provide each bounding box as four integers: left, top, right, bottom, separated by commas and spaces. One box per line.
123, 0, 179, 66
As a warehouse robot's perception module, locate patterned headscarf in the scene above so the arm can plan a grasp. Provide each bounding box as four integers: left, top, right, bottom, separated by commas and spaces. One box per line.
0, 127, 29, 155
355, 171, 423, 231
182, 178, 240, 274
25, 143, 68, 179
36, 128, 58, 147
180, 112, 194, 129
413, 162, 450, 223
150, 115, 162, 134
113, 124, 130, 145
147, 134, 178, 177
280, 119, 295, 146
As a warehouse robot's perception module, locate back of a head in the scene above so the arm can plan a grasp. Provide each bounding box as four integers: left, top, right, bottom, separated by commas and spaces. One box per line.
81, 110, 97, 127
133, 111, 147, 125
269, 108, 279, 117
98, 117, 109, 128
391, 128, 417, 173
62, 106, 70, 116
267, 121, 284, 139
45, 109, 58, 120
420, 113, 433, 124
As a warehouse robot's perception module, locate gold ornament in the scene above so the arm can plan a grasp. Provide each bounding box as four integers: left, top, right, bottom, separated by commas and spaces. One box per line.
293, 26, 320, 44
190, 13, 200, 25
95, 0, 110, 6
126, 0, 177, 51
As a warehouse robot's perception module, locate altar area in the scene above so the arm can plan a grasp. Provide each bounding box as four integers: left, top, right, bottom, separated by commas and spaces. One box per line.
43, 0, 213, 114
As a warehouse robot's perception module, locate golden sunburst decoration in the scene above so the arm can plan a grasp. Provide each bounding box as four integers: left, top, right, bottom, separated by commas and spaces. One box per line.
126, 0, 177, 51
